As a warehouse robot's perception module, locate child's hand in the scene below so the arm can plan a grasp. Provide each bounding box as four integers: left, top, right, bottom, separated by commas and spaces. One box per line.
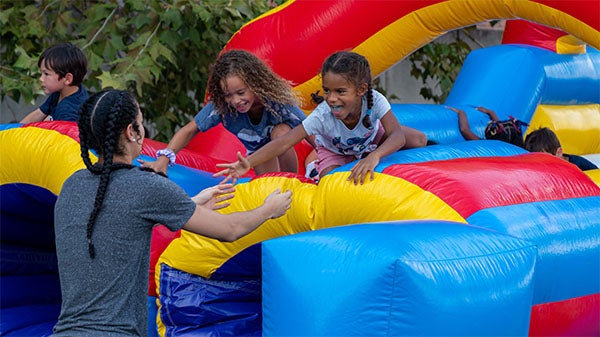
192, 183, 235, 210
262, 188, 292, 219
476, 106, 492, 114
476, 106, 499, 121
348, 155, 379, 185
138, 156, 169, 175
214, 152, 251, 184
446, 106, 464, 115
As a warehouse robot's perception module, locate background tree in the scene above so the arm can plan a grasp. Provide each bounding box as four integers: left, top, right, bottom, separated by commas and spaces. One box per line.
0, 0, 281, 141
408, 25, 499, 103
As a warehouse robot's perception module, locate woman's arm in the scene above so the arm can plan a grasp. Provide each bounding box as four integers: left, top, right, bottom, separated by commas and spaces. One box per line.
191, 183, 236, 210
348, 110, 406, 185
183, 188, 292, 242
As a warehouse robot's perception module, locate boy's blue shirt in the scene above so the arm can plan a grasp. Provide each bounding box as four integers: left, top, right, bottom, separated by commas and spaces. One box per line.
40, 84, 89, 122
566, 154, 598, 171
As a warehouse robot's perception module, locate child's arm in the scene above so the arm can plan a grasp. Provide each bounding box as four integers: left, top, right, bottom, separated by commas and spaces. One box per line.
476, 106, 500, 122
348, 111, 405, 185
139, 120, 200, 174
447, 106, 480, 141
215, 124, 309, 181
20, 108, 47, 124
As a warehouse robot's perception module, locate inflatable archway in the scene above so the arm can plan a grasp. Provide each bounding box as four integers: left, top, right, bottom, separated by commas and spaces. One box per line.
221, 0, 600, 110
1, 1, 599, 336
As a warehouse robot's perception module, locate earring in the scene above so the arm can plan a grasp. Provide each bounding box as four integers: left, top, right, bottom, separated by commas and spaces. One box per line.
131, 138, 136, 142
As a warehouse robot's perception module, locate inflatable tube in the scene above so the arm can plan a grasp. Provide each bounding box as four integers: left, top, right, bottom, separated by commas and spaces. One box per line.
2, 1, 599, 336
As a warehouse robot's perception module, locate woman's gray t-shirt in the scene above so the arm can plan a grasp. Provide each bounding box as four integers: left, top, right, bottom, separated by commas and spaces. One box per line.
52, 168, 196, 337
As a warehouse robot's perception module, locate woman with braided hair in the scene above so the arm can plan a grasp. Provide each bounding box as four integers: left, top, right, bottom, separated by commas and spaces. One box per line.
215, 51, 427, 185
52, 89, 292, 337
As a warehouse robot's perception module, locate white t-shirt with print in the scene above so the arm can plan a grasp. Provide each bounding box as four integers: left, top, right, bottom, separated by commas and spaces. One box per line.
302, 89, 391, 159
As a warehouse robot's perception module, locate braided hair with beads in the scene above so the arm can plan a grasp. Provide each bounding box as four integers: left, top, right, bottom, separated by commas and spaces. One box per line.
321, 51, 375, 128
77, 89, 148, 258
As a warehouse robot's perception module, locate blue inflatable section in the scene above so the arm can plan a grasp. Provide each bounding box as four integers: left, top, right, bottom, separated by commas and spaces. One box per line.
262, 221, 537, 336
467, 196, 600, 304
158, 264, 262, 336
332, 139, 527, 174
447, 45, 600, 112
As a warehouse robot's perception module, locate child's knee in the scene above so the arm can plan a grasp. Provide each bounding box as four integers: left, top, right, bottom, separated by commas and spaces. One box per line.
403, 127, 428, 149
271, 123, 292, 139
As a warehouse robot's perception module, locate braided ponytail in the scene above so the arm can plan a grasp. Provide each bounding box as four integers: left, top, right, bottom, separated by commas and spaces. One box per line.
363, 83, 374, 128
77, 89, 141, 258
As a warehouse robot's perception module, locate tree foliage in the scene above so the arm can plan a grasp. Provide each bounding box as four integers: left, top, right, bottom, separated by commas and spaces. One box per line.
0, 0, 279, 141
408, 29, 474, 104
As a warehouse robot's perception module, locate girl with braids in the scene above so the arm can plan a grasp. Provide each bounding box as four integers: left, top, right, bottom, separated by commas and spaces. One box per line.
53, 89, 292, 337
141, 49, 312, 176
215, 51, 427, 185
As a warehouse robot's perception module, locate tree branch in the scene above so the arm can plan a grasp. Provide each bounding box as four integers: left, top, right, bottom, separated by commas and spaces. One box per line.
82, 7, 117, 50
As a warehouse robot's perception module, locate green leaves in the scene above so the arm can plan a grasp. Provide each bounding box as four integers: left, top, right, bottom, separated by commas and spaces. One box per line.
1, 0, 281, 141
408, 29, 473, 103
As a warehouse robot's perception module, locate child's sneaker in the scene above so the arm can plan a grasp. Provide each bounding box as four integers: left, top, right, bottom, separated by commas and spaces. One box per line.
305, 160, 319, 182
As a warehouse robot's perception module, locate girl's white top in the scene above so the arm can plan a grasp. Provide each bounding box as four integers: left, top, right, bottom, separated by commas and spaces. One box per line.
302, 89, 390, 159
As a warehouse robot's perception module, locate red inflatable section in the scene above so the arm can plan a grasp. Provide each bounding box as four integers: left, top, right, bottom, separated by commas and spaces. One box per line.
530, 293, 600, 337
502, 20, 567, 52
222, 0, 445, 87
383, 153, 600, 218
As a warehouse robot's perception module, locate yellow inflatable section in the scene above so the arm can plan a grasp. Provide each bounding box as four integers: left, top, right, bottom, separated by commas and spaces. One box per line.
527, 104, 600, 155
157, 174, 465, 278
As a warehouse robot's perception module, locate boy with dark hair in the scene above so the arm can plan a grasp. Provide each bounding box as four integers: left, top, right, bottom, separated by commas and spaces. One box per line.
524, 127, 598, 171
20, 42, 88, 123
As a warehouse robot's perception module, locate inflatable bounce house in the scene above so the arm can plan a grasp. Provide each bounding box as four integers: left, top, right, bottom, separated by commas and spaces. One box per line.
1, 0, 599, 336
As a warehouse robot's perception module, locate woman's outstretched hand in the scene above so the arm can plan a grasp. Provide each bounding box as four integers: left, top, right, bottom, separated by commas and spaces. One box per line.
214, 152, 251, 184
263, 188, 293, 219
192, 183, 236, 210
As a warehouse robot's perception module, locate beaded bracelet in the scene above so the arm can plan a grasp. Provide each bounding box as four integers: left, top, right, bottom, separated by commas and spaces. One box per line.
156, 148, 176, 166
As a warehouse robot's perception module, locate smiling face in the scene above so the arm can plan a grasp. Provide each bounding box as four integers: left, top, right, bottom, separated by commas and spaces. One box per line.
221, 75, 262, 115
322, 71, 367, 128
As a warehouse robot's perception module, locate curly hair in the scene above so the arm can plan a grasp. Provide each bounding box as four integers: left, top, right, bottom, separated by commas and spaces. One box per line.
206, 49, 299, 118
322, 51, 374, 128
77, 89, 143, 258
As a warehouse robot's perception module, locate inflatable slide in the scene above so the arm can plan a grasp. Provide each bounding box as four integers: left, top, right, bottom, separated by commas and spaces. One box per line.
1, 0, 598, 336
